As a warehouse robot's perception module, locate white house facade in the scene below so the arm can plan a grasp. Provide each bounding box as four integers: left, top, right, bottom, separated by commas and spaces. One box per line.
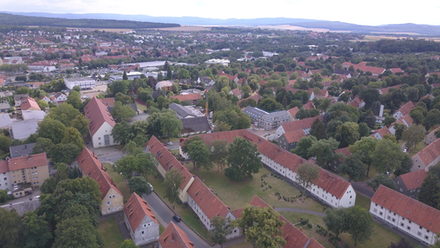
91, 122, 117, 148
370, 185, 440, 245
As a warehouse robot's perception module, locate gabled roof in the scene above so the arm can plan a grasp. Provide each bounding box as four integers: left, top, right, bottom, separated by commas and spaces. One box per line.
124, 193, 158, 231
281, 116, 320, 143
412, 138, 440, 166
170, 93, 202, 102
372, 185, 440, 234
20, 97, 41, 111
76, 148, 121, 198
287, 106, 299, 118
146, 136, 193, 190
187, 177, 230, 220
181, 117, 211, 133
159, 222, 194, 248
7, 152, 48, 171
397, 170, 427, 191
396, 101, 415, 116
84, 97, 116, 136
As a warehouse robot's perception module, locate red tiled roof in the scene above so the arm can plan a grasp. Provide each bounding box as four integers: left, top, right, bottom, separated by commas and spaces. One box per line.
303, 101, 315, 110
281, 116, 320, 143
7, 152, 48, 171
287, 107, 299, 118
187, 177, 230, 220
390, 68, 404, 74
372, 126, 391, 139
76, 148, 121, 198
20, 97, 41, 111
343, 62, 385, 75
397, 101, 415, 116
124, 193, 158, 231
398, 170, 427, 191
194, 130, 351, 199
84, 97, 116, 136
413, 138, 440, 166
159, 222, 194, 248
371, 185, 440, 234
99, 97, 115, 108
170, 93, 202, 102
146, 136, 193, 190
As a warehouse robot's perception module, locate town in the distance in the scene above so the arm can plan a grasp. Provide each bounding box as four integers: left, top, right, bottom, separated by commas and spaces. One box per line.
1, 11, 440, 248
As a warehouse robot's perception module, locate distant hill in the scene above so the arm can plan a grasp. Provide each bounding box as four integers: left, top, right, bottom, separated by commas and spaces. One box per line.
3, 12, 440, 36
0, 13, 179, 29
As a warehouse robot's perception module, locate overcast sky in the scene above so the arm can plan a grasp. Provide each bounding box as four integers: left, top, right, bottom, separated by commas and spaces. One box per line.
1, 0, 440, 26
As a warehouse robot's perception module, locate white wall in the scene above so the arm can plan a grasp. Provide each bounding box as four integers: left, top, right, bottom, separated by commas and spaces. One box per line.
369, 202, 439, 245
0, 172, 9, 191
92, 122, 117, 148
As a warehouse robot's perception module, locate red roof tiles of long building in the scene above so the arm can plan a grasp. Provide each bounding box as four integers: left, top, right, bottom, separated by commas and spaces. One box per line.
398, 170, 428, 191
187, 177, 230, 220
413, 138, 440, 166
159, 222, 194, 248
84, 97, 116, 136
397, 101, 415, 116
124, 193, 158, 231
372, 185, 440, 234
7, 152, 48, 171
76, 148, 121, 198
146, 136, 193, 190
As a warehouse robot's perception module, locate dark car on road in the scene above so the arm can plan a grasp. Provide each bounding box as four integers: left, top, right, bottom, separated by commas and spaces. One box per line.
172, 215, 182, 222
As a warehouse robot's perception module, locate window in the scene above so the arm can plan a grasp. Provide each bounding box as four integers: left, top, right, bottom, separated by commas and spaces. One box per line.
425, 236, 429, 240
407, 226, 410, 230
380, 212, 383, 216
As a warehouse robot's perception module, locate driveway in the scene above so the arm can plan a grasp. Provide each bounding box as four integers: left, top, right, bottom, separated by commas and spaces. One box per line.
0, 190, 41, 215
143, 192, 213, 248
91, 146, 125, 163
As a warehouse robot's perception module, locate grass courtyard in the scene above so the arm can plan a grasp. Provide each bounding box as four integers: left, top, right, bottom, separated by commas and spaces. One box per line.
97, 216, 125, 248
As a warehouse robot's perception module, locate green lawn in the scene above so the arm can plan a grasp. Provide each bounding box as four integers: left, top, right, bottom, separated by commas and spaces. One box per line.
188, 165, 326, 213
104, 163, 131, 201
355, 193, 371, 210
98, 217, 125, 248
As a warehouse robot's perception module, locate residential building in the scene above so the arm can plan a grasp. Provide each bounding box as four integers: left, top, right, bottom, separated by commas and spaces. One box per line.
396, 170, 427, 197
20, 97, 40, 111
393, 101, 415, 120
9, 143, 36, 158
186, 130, 356, 208
169, 103, 204, 119
64, 77, 97, 90
10, 119, 40, 140
275, 116, 320, 150
124, 193, 160, 246
22, 110, 46, 121
76, 148, 123, 215
159, 222, 194, 248
0, 102, 10, 112
0, 113, 12, 129
243, 106, 291, 130
181, 117, 211, 137
0, 152, 49, 191
411, 138, 440, 171
84, 97, 117, 148
146, 136, 194, 203
187, 177, 240, 239
370, 185, 440, 245
155, 80, 174, 91
371, 126, 392, 140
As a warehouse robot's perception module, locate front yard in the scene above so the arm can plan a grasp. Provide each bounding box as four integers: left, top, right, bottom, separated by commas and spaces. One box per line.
97, 216, 125, 248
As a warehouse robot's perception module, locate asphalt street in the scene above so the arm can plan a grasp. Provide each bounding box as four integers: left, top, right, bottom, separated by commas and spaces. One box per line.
143, 192, 212, 248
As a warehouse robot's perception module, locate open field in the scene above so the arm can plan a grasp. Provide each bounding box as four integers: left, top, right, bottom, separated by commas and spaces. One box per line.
98, 216, 125, 248
188, 164, 327, 213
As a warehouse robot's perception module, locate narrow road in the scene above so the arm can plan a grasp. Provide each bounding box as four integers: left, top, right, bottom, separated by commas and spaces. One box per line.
275, 207, 326, 217
143, 192, 213, 248
0, 191, 41, 215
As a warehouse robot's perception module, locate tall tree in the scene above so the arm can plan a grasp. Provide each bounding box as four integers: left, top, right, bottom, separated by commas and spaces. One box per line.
53, 216, 101, 248
238, 207, 285, 248
225, 138, 261, 181
372, 139, 407, 174
164, 169, 183, 207
296, 163, 319, 189
128, 176, 152, 195
310, 119, 326, 139
67, 90, 82, 109
119, 240, 137, 248
38, 118, 66, 144
308, 138, 340, 171
182, 136, 211, 170
112, 101, 136, 122
401, 125, 425, 152
147, 111, 182, 138
419, 164, 440, 210
349, 137, 378, 176
336, 122, 360, 147
210, 216, 233, 248
21, 212, 53, 248
210, 140, 229, 171
0, 208, 21, 248
293, 135, 317, 159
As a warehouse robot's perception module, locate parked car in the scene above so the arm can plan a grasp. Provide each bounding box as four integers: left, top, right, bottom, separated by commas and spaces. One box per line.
172, 215, 182, 222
